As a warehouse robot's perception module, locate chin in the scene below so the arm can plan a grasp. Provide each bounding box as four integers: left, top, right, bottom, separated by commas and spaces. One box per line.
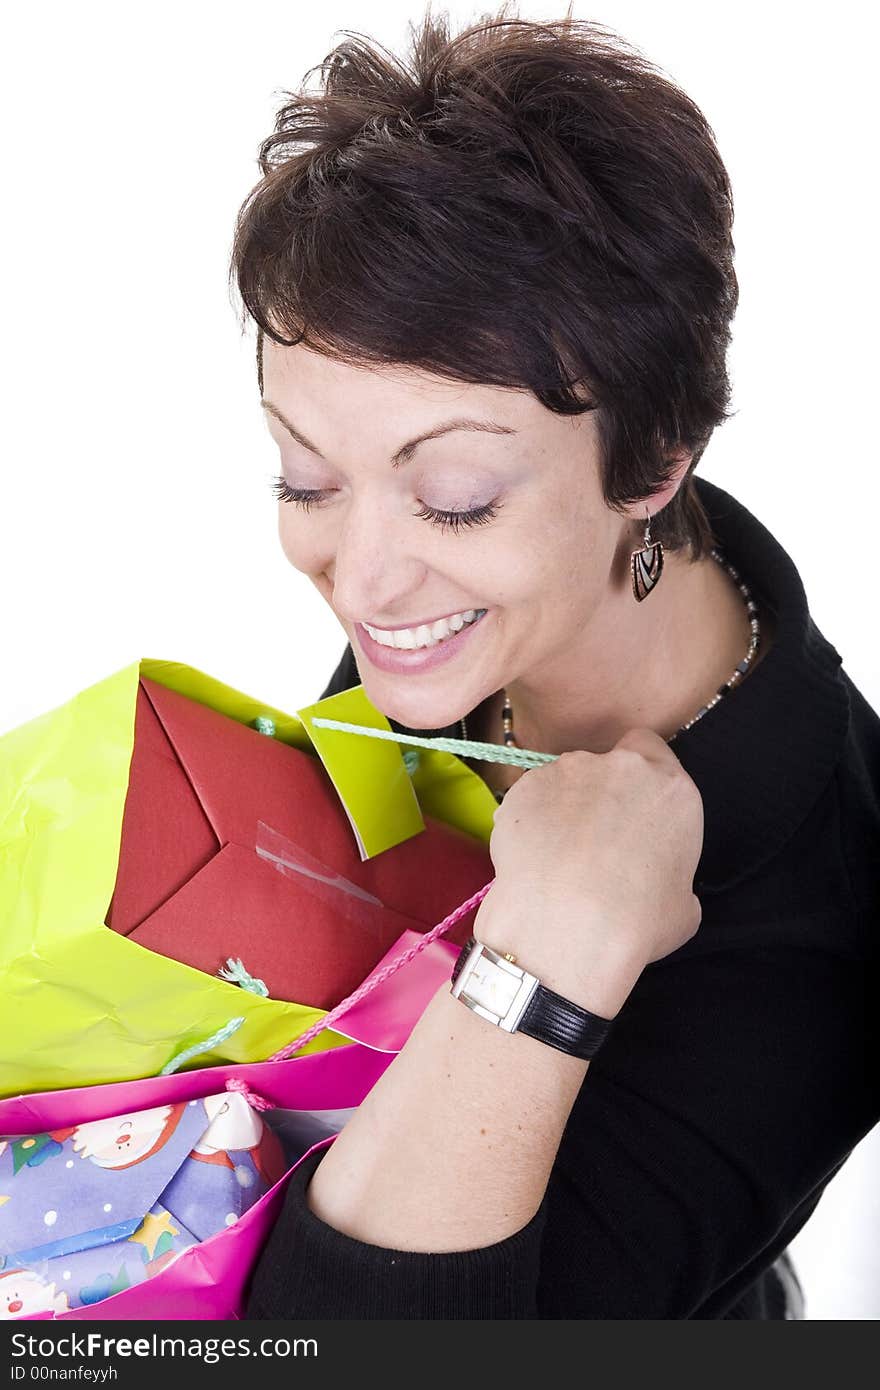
379, 698, 458, 732
358, 681, 459, 732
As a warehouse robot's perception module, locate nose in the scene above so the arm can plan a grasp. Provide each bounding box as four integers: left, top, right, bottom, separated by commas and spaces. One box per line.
329, 492, 426, 624
8, 1300, 22, 1313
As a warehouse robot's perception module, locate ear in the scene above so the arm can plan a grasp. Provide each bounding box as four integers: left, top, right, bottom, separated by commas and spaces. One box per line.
623, 449, 693, 522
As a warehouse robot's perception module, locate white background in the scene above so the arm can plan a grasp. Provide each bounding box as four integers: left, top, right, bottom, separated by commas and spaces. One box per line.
1, 1, 877, 1317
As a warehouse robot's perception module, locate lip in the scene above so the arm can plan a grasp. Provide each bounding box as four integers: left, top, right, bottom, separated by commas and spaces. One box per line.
362, 609, 478, 633
355, 610, 488, 674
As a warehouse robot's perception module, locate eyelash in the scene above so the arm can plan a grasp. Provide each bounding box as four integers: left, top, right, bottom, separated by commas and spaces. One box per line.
269, 476, 501, 533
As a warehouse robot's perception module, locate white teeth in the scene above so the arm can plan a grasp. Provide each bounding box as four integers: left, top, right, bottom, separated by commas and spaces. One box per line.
364, 608, 485, 651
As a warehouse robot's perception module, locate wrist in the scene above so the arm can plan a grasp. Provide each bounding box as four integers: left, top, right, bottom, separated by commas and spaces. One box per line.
473, 892, 646, 1021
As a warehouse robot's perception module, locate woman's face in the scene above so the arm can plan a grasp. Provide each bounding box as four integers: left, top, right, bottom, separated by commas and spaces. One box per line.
261, 341, 632, 731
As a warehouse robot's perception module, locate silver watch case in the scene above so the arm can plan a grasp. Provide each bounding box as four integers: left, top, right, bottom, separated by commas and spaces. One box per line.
450, 940, 540, 1031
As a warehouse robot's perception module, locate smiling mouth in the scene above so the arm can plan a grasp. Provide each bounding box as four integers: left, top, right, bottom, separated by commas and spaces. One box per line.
361, 608, 488, 651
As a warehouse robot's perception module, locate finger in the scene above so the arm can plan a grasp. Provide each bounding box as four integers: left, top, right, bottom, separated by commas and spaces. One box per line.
612, 725, 678, 766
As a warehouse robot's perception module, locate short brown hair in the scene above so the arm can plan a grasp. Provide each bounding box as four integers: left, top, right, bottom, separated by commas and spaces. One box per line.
231, 4, 740, 557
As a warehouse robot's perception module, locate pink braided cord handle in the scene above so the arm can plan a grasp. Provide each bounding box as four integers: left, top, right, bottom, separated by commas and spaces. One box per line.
224, 1076, 276, 1110
267, 877, 496, 1062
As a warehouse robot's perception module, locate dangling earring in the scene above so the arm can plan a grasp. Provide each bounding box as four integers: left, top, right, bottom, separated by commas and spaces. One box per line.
630, 506, 664, 602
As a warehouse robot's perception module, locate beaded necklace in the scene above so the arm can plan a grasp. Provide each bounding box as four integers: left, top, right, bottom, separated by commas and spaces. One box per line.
459, 547, 761, 804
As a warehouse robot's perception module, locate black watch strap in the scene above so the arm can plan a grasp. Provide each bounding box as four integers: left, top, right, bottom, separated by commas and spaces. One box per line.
451, 937, 615, 1061
517, 974, 613, 1059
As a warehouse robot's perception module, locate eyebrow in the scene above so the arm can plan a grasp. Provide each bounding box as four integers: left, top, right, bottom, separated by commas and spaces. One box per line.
260, 400, 517, 468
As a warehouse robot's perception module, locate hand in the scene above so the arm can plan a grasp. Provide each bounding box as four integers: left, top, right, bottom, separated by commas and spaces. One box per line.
474, 728, 704, 1016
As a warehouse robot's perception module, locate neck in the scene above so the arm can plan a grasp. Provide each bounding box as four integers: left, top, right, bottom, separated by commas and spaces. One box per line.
493, 540, 761, 756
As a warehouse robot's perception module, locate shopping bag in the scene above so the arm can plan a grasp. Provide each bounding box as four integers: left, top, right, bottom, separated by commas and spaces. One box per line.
0, 929, 462, 1322
106, 674, 493, 1007
0, 658, 497, 1097
0, 1091, 288, 1316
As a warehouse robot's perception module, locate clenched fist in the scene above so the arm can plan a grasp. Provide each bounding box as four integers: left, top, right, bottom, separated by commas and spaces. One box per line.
474, 728, 705, 1018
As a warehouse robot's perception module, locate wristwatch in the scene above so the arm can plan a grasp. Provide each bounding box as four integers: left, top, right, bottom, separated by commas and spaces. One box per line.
450, 936, 615, 1060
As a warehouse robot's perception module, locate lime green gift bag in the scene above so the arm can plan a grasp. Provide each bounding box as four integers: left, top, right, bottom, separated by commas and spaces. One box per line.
0, 657, 496, 1097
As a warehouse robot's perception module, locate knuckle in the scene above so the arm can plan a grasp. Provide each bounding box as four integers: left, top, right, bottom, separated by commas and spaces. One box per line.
556, 748, 594, 771
616, 726, 665, 755
608, 744, 645, 770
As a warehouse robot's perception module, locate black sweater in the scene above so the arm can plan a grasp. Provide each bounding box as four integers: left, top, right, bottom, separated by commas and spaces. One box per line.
247, 477, 880, 1319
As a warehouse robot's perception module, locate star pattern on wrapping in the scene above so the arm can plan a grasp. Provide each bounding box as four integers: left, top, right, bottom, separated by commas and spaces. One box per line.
126, 1209, 179, 1260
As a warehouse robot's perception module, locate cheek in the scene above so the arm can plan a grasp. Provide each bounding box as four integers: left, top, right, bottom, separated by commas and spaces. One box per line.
277, 508, 331, 575
519, 512, 608, 614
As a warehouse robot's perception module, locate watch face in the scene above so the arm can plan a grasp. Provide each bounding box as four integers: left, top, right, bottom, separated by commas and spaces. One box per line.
463, 956, 522, 1019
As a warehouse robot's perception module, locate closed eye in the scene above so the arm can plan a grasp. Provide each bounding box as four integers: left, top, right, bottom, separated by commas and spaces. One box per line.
412, 498, 501, 533
269, 476, 501, 532
269, 478, 326, 512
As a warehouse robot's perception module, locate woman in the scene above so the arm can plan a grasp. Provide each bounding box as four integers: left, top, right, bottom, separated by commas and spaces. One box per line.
233, 8, 880, 1318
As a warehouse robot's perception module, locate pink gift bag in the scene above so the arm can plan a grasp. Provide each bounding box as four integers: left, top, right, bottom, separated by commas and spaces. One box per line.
0, 926, 469, 1322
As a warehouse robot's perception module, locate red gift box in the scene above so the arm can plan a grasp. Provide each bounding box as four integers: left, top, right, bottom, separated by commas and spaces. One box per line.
105, 678, 490, 1008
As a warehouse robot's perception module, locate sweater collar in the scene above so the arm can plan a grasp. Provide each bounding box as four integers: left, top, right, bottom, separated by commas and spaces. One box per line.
396, 477, 850, 896
670, 477, 850, 893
